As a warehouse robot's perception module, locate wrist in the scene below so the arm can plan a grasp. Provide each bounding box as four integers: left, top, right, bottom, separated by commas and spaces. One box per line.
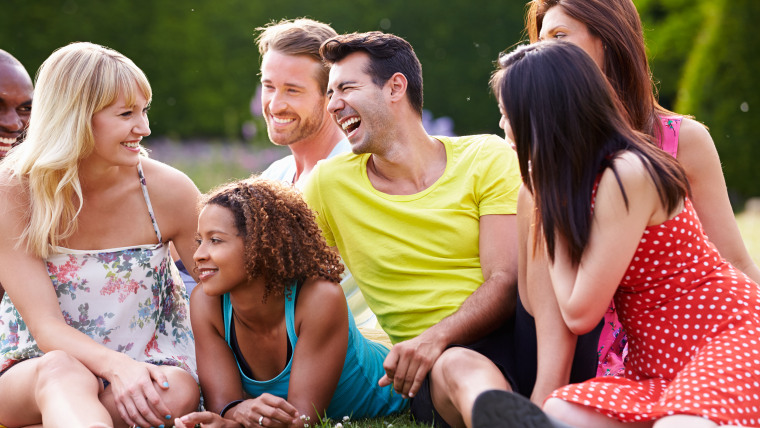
421, 323, 450, 349
220, 399, 244, 417
99, 350, 133, 380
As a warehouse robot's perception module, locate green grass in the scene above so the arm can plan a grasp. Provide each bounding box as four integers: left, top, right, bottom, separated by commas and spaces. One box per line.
309, 413, 431, 428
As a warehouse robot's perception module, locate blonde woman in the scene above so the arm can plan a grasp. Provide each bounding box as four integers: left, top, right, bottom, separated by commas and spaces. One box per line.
0, 42, 200, 428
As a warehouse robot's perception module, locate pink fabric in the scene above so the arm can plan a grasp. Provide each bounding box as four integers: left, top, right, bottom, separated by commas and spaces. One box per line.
596, 115, 683, 377
658, 115, 682, 157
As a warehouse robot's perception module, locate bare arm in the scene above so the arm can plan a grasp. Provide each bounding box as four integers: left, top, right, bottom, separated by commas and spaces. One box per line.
218, 280, 346, 428
176, 288, 300, 428
286, 279, 350, 425
380, 214, 518, 397
188, 288, 246, 413
0, 177, 174, 428
549, 155, 659, 334
518, 187, 579, 405
678, 118, 760, 283
174, 288, 248, 427
143, 158, 202, 282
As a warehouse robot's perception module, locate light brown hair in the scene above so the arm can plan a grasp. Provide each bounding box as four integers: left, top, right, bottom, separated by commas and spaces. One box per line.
255, 18, 338, 94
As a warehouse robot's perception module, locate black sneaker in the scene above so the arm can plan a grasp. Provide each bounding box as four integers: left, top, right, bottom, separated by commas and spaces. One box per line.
471, 390, 572, 428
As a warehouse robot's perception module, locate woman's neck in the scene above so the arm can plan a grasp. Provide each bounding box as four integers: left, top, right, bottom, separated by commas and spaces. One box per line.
229, 278, 287, 331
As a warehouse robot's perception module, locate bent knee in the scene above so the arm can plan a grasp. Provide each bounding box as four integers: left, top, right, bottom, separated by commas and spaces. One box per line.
435, 347, 493, 372
157, 366, 200, 416
433, 348, 506, 389
36, 350, 92, 378
35, 350, 99, 389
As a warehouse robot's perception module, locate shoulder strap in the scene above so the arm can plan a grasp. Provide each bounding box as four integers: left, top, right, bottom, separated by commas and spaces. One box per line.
136, 160, 162, 242
658, 116, 682, 158
284, 281, 299, 348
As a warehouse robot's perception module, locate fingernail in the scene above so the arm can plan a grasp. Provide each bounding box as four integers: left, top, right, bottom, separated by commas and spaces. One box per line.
165, 414, 172, 420
160, 425, 165, 428
163, 381, 170, 388
409, 392, 415, 398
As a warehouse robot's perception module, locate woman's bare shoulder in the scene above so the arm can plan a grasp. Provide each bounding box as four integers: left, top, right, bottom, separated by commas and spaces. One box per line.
677, 117, 715, 156
138, 157, 201, 209
139, 157, 198, 191
0, 169, 29, 215
296, 278, 346, 324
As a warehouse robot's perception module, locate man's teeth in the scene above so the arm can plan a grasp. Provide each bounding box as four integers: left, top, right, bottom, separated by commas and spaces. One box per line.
122, 141, 140, 149
341, 117, 360, 131
0, 137, 17, 145
272, 116, 294, 124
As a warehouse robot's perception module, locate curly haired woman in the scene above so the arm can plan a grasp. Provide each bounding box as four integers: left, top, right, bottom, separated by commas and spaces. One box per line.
175, 177, 407, 428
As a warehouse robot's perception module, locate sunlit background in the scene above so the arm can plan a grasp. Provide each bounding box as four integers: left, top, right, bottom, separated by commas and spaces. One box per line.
2, 0, 759, 261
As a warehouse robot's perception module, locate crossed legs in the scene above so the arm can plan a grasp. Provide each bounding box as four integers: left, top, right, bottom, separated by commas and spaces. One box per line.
0, 352, 198, 428
0, 351, 111, 428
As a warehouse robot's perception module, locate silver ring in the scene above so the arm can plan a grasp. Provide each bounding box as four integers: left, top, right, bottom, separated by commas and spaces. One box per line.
258, 415, 264, 426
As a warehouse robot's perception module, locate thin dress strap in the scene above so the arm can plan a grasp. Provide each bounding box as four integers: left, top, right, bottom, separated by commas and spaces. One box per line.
658, 115, 682, 158
137, 161, 162, 243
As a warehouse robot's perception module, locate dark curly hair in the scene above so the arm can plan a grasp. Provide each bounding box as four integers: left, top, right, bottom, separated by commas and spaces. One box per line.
202, 176, 344, 301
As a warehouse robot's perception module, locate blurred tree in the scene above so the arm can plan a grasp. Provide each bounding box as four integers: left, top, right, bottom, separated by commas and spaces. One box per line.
1, 0, 525, 140
675, 0, 760, 199
2, 0, 755, 199
635, 0, 705, 110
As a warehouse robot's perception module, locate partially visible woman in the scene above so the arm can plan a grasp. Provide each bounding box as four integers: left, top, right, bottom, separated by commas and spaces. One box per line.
175, 177, 406, 428
497, 39, 760, 428
0, 42, 200, 428
517, 0, 760, 402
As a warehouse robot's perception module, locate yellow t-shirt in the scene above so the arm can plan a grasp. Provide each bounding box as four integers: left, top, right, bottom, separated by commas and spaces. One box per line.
303, 134, 521, 344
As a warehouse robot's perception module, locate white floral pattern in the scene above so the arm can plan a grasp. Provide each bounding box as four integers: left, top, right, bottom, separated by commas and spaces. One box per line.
0, 162, 196, 379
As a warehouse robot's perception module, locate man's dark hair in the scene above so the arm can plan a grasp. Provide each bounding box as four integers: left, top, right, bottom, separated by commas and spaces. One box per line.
320, 31, 423, 116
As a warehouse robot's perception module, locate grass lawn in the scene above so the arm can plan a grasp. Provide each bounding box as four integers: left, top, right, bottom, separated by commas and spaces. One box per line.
310, 413, 430, 428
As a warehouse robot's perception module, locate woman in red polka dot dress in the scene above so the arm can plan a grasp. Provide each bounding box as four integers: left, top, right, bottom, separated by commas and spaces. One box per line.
493, 41, 760, 427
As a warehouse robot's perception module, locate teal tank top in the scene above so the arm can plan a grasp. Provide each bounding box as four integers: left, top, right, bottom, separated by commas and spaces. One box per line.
222, 282, 407, 419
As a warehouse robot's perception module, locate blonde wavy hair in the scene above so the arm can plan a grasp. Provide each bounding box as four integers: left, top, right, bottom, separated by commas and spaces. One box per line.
2, 42, 152, 258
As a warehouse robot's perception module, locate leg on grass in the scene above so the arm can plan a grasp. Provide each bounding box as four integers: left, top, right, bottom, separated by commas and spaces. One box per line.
429, 347, 509, 428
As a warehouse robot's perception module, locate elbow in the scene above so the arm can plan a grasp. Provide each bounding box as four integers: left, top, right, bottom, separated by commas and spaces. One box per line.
561, 310, 600, 336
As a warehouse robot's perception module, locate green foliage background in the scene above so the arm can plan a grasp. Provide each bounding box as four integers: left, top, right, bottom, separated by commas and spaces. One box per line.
1, 0, 525, 141
2, 0, 758, 198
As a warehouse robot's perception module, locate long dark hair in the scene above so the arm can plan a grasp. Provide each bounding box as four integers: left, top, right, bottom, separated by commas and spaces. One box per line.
525, 0, 676, 142
496, 41, 688, 264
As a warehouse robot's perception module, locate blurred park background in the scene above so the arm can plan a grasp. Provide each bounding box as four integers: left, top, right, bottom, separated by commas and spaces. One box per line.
2, 0, 759, 260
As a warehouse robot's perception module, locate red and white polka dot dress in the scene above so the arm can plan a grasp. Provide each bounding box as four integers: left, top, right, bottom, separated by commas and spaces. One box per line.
550, 198, 760, 426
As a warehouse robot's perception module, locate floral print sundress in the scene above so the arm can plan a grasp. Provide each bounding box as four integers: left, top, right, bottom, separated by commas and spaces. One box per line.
0, 161, 196, 379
